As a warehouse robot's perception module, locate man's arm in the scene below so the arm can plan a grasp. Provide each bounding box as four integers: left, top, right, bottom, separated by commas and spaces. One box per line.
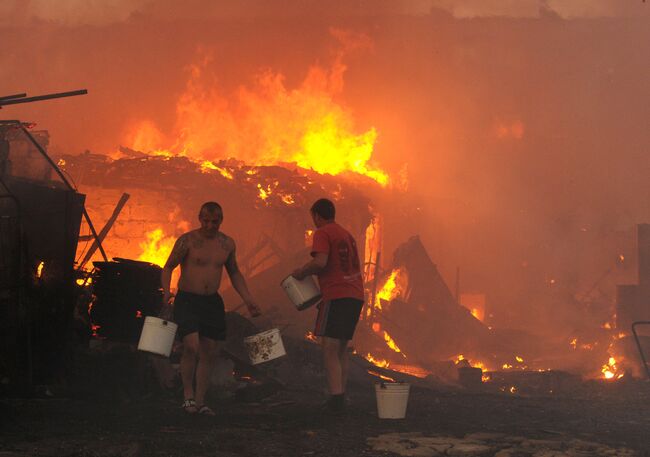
161, 233, 189, 304
291, 252, 328, 280
225, 240, 261, 317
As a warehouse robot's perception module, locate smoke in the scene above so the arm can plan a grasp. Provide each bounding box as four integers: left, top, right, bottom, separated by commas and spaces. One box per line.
1, 0, 646, 26
2, 1, 649, 338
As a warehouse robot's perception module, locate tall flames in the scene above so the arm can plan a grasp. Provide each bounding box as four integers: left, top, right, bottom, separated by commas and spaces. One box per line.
121, 32, 389, 187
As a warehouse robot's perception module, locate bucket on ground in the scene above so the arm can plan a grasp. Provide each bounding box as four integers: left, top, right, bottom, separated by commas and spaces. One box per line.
281, 275, 322, 311
244, 328, 286, 364
375, 382, 410, 419
137, 316, 178, 357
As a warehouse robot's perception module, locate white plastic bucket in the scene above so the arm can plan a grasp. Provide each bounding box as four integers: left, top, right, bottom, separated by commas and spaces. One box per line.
137, 316, 178, 357
375, 382, 410, 419
243, 328, 286, 364
281, 275, 322, 311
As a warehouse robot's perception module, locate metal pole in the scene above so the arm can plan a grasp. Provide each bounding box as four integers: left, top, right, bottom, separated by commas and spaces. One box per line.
0, 90, 87, 107
0, 93, 27, 102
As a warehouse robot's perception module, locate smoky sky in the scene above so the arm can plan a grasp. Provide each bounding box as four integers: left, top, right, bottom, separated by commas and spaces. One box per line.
2, 0, 649, 334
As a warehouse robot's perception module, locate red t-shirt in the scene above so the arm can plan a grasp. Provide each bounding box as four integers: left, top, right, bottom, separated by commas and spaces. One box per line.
311, 222, 365, 301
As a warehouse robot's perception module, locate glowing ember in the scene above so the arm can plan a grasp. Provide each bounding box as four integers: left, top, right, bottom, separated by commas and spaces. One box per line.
280, 194, 295, 205
36, 261, 45, 278
200, 160, 233, 179
304, 331, 318, 343
257, 183, 271, 201
367, 370, 396, 382
389, 364, 430, 378
137, 228, 176, 267
570, 338, 577, 349
515, 356, 524, 363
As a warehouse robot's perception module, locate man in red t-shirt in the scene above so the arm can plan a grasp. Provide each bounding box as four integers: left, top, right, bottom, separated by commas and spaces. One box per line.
292, 198, 365, 413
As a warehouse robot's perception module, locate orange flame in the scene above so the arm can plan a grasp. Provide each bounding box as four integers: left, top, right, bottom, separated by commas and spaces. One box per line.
601, 356, 624, 380
36, 261, 45, 278
373, 268, 408, 311
137, 228, 176, 267
383, 330, 405, 356
200, 160, 234, 179
365, 353, 390, 368
124, 38, 389, 186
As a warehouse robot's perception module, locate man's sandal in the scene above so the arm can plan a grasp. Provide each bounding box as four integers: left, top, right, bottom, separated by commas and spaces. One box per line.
197, 405, 216, 416
181, 398, 198, 414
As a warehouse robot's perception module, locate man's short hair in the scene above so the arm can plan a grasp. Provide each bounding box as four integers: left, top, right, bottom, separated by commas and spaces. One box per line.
199, 201, 223, 216
310, 198, 335, 220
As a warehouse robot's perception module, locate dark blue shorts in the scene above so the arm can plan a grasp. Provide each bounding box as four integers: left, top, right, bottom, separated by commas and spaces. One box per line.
173, 290, 226, 341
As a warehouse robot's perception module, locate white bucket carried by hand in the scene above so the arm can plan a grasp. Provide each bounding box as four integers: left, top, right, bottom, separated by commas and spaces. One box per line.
137, 316, 178, 357
244, 328, 286, 365
375, 382, 410, 419
281, 275, 322, 311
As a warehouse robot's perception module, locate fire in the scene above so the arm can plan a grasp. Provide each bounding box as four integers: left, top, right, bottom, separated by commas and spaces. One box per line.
367, 370, 396, 382
601, 356, 624, 380
373, 268, 408, 311
280, 194, 295, 205
257, 183, 271, 201
304, 331, 318, 343
383, 330, 405, 357
137, 228, 176, 267
123, 36, 390, 187
36, 261, 45, 278
455, 354, 490, 377
460, 293, 486, 322
200, 160, 234, 179
365, 353, 390, 368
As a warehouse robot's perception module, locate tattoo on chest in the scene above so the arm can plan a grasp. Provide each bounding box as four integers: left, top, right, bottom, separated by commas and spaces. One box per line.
217, 233, 232, 252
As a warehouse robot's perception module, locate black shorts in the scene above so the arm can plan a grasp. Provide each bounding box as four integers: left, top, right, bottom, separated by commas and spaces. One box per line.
173, 290, 226, 341
314, 297, 364, 340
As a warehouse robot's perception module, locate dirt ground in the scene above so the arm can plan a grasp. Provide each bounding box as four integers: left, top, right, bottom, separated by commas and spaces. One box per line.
2, 368, 650, 457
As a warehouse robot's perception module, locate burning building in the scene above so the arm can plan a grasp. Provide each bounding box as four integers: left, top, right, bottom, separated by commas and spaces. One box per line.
2, 4, 650, 395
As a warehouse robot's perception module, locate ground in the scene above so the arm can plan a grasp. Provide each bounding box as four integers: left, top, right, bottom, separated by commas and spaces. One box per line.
1, 375, 649, 457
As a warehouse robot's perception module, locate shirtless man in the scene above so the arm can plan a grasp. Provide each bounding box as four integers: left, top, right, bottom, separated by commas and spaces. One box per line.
161, 201, 260, 415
